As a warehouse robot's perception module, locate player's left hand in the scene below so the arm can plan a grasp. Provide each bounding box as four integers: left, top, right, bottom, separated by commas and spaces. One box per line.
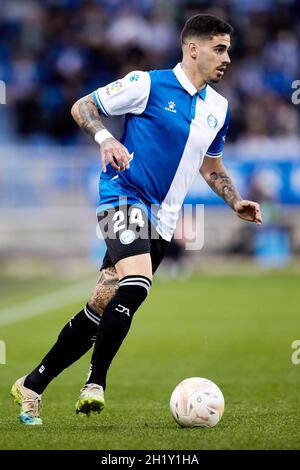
233, 200, 263, 225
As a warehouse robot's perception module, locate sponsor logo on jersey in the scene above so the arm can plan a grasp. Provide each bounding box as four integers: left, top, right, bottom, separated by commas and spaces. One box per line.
165, 101, 176, 113
129, 73, 139, 82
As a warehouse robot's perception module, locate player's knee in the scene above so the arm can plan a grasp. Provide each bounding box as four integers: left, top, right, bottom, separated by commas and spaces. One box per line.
115, 253, 153, 281
87, 266, 119, 316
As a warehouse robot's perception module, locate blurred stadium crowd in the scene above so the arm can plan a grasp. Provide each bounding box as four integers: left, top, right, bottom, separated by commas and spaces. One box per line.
1, 0, 299, 146
1, 0, 300, 273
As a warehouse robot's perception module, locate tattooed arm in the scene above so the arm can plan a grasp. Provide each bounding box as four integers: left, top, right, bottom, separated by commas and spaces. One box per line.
71, 94, 130, 172
200, 156, 263, 224
71, 93, 106, 138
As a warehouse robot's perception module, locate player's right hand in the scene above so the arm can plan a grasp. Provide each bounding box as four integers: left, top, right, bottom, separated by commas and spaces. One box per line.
100, 137, 131, 173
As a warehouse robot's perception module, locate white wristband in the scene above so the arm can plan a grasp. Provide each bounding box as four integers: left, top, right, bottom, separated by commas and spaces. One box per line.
94, 129, 114, 145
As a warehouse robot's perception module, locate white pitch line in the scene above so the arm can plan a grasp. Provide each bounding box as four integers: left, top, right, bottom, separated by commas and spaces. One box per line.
0, 278, 94, 327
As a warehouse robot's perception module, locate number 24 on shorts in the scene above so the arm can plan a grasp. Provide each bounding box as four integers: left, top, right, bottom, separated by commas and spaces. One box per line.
112, 207, 145, 234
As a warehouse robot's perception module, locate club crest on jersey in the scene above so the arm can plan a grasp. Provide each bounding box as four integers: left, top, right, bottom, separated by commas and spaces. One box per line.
207, 114, 218, 128
165, 101, 176, 113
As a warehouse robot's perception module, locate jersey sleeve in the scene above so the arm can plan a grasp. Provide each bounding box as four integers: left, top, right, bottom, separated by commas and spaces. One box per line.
92, 71, 151, 117
206, 104, 230, 158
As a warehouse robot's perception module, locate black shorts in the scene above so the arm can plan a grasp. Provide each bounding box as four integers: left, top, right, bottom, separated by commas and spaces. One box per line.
98, 203, 170, 274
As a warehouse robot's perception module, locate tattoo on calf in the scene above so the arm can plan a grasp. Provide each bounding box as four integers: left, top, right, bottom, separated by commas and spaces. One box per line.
88, 267, 119, 316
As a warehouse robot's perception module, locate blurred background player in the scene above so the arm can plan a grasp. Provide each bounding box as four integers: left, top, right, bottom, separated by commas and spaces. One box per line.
11, 13, 262, 424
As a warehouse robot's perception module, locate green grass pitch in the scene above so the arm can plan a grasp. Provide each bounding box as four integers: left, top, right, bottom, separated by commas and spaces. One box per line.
0, 272, 300, 450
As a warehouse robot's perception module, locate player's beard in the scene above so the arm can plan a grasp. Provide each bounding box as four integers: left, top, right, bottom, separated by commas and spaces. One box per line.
210, 71, 225, 83
210, 77, 223, 83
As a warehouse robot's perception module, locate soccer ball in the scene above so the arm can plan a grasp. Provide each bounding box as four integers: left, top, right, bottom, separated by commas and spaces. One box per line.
170, 377, 225, 428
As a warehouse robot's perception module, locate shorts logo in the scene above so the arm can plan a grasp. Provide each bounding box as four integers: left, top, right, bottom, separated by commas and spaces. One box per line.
207, 114, 218, 128
120, 229, 135, 245
109, 80, 123, 94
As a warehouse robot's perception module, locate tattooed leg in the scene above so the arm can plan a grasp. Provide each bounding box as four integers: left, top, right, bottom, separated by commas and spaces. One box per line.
88, 266, 119, 317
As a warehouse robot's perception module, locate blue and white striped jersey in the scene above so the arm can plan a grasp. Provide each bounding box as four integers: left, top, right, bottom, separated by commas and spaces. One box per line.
93, 63, 230, 241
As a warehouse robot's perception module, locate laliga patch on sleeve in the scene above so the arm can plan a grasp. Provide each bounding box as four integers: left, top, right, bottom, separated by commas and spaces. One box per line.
106, 80, 123, 95
105, 73, 140, 96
